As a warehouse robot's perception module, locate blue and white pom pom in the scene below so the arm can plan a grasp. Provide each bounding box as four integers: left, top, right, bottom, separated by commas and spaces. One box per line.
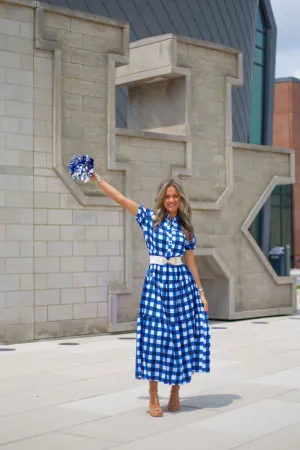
67, 155, 94, 183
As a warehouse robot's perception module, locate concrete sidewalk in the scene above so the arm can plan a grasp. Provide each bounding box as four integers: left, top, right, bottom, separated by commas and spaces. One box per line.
0, 295, 299, 450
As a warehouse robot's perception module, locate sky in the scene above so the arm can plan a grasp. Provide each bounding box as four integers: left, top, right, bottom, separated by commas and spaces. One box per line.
271, 0, 300, 78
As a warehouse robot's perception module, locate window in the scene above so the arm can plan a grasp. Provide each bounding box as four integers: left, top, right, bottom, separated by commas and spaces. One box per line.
249, 6, 267, 243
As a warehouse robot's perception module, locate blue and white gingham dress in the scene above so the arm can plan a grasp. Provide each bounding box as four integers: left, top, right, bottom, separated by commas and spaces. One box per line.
135, 205, 210, 385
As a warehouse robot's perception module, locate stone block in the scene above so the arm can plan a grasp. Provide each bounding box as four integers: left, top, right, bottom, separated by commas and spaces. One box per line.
62, 61, 82, 79
57, 30, 83, 49
82, 35, 105, 52
34, 73, 52, 90
6, 257, 33, 274
33, 274, 46, 290
7, 323, 34, 342
61, 257, 85, 272
35, 321, 60, 339
34, 209, 47, 225
73, 241, 97, 256
71, 18, 95, 36
0, 18, 21, 36
34, 105, 52, 122
5, 192, 33, 208
6, 290, 33, 308
60, 225, 85, 241
86, 317, 107, 334
84, 226, 108, 241
20, 54, 33, 71
97, 241, 120, 256
34, 177, 47, 192
35, 289, 60, 306
6, 225, 32, 241
61, 319, 86, 337
6, 133, 33, 151
0, 50, 21, 68
63, 78, 94, 97
34, 137, 52, 153
59, 194, 82, 210
73, 272, 97, 288
47, 209, 72, 225
7, 36, 33, 55
7, 68, 33, 87
47, 242, 72, 257
20, 306, 33, 324
21, 22, 33, 39
6, 100, 33, 119
62, 93, 82, 111
34, 257, 59, 274
86, 286, 108, 303
109, 256, 123, 271
0, 3, 6, 18
85, 256, 108, 272
97, 211, 120, 225
0, 68, 5, 83
83, 96, 104, 112
47, 273, 73, 289
61, 288, 85, 304
108, 226, 123, 241
34, 242, 47, 257
70, 48, 95, 66
20, 242, 34, 257
34, 88, 52, 106
6, 5, 33, 23
82, 65, 106, 83
45, 12, 70, 31
34, 120, 52, 138
20, 273, 33, 290
48, 304, 73, 321
34, 306, 47, 322
34, 225, 59, 241
73, 302, 97, 319
97, 301, 108, 318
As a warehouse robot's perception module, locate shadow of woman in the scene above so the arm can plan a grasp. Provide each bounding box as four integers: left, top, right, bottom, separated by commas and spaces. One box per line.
139, 393, 241, 411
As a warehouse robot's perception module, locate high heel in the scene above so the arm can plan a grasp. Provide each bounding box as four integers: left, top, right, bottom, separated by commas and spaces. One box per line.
168, 385, 180, 412
149, 385, 163, 417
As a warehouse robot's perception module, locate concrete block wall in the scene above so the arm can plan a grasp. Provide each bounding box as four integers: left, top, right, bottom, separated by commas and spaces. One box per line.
0, 1, 128, 342
0, 2, 296, 341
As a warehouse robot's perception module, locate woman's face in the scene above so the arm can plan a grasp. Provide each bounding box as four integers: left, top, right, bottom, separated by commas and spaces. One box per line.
163, 186, 180, 216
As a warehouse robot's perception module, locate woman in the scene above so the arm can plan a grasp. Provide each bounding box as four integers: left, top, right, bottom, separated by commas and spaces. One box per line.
91, 173, 210, 417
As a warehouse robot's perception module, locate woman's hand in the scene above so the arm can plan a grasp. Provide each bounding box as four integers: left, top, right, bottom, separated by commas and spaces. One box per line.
201, 295, 209, 313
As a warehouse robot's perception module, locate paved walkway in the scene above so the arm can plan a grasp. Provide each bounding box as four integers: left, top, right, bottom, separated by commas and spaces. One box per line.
0, 295, 300, 449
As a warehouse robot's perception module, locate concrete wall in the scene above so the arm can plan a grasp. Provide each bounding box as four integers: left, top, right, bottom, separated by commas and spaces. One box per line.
0, 0, 296, 343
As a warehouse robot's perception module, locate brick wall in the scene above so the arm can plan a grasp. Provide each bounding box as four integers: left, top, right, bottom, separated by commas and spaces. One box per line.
274, 80, 300, 268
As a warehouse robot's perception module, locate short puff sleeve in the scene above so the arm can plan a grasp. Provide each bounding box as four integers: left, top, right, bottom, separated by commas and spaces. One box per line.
136, 205, 150, 228
185, 234, 196, 251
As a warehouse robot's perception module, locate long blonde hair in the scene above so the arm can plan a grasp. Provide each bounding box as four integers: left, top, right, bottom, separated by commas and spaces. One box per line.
153, 178, 194, 240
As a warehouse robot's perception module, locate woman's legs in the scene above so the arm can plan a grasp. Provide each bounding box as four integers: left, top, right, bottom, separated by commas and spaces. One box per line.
149, 381, 163, 417
168, 385, 180, 411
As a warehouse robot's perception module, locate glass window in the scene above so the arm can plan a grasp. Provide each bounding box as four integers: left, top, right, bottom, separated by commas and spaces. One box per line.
249, 64, 264, 145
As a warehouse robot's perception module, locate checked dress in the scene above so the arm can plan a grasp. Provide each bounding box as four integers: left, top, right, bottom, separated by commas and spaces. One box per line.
135, 205, 210, 385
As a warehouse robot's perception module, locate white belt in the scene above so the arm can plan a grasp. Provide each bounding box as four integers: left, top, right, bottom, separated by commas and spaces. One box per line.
149, 256, 183, 266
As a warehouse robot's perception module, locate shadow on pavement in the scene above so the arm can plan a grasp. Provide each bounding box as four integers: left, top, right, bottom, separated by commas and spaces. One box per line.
139, 393, 241, 410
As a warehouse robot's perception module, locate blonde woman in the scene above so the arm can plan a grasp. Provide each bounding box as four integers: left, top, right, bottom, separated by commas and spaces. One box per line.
91, 173, 210, 417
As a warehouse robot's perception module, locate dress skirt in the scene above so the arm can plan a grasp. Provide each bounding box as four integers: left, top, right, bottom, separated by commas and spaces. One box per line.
135, 263, 211, 385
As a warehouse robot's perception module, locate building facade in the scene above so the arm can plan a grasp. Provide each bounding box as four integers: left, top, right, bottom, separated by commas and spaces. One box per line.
0, 0, 295, 342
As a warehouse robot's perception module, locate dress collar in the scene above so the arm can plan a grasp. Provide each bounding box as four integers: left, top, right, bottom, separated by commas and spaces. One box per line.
166, 213, 179, 223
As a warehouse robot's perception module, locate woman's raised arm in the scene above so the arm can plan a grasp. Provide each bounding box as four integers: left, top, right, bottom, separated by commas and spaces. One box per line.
91, 173, 139, 217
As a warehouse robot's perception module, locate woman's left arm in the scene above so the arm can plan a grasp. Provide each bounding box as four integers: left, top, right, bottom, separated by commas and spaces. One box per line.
183, 250, 209, 313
